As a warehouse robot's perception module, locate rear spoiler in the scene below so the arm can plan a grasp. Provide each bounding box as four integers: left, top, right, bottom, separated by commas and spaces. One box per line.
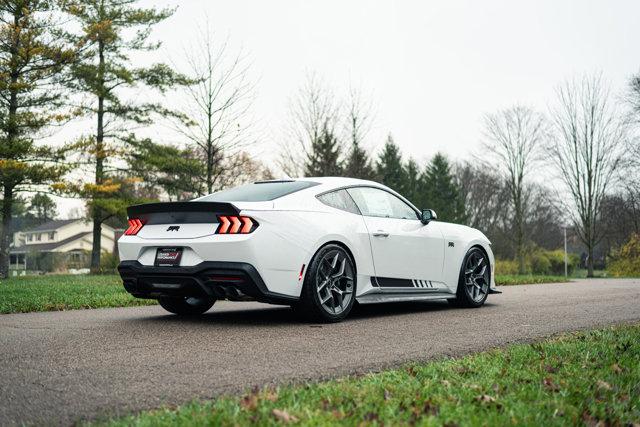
127, 202, 239, 225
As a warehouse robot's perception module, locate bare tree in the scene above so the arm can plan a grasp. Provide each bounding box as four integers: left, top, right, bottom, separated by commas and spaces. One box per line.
549, 75, 627, 277
482, 106, 546, 273
278, 73, 338, 176
343, 83, 376, 179
173, 26, 256, 195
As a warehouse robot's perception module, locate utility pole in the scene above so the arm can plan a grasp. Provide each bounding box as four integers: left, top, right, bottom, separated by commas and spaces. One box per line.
563, 226, 568, 278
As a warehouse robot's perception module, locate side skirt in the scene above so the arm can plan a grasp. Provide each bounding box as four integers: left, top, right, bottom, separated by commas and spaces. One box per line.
356, 291, 455, 305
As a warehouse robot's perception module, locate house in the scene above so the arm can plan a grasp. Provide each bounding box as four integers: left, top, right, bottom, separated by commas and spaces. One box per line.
10, 219, 117, 274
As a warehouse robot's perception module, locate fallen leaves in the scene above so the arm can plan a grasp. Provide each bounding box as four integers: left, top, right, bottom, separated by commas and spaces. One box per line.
596, 380, 612, 391
474, 394, 497, 404
272, 409, 299, 423
543, 377, 560, 392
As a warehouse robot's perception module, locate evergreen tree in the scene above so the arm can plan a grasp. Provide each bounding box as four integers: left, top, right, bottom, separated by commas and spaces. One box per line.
375, 135, 407, 193
423, 153, 467, 223
403, 158, 425, 208
0, 0, 72, 278
61, 0, 190, 272
304, 124, 344, 177
29, 193, 57, 223
127, 139, 204, 201
344, 141, 375, 179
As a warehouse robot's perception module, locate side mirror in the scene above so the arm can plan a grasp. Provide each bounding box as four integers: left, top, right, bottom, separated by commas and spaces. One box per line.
420, 209, 437, 225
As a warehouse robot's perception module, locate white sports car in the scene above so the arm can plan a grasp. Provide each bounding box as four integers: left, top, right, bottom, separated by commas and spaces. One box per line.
118, 177, 499, 322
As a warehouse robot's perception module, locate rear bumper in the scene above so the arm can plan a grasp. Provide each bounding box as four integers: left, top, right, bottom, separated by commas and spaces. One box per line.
117, 261, 298, 305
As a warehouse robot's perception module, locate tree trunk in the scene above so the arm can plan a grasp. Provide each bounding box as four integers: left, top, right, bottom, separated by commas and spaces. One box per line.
587, 243, 594, 278
90, 39, 106, 273
0, 186, 14, 279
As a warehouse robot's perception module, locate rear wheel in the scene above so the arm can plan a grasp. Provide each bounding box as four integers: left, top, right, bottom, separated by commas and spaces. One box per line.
449, 247, 490, 308
294, 244, 356, 323
157, 296, 215, 315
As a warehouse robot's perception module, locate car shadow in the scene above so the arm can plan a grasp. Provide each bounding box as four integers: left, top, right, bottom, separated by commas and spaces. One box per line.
131, 299, 470, 327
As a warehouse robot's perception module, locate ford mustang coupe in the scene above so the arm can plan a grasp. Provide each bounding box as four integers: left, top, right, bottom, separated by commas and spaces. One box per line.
118, 177, 499, 322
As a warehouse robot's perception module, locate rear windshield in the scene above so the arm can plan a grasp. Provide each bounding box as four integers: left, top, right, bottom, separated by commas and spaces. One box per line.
196, 181, 319, 202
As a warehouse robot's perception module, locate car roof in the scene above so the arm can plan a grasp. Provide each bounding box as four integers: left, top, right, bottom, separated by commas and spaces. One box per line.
272, 177, 419, 212
290, 176, 387, 190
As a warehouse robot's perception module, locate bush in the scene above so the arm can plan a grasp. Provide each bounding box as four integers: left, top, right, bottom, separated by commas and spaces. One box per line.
609, 234, 640, 277
530, 252, 552, 275
98, 251, 120, 274
495, 259, 519, 275
496, 249, 578, 276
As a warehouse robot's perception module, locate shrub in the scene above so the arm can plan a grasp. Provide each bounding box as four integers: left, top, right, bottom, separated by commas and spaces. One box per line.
530, 252, 552, 275
609, 234, 640, 277
98, 251, 120, 274
495, 259, 519, 275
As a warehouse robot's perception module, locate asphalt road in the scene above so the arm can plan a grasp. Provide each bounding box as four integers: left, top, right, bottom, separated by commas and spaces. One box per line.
1, 279, 639, 426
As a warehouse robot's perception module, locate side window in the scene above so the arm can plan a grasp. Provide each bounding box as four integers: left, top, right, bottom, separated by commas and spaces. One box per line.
317, 190, 360, 215
347, 187, 418, 220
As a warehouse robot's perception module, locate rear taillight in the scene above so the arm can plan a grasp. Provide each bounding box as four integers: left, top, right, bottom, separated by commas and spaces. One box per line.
216, 215, 257, 234
125, 218, 145, 235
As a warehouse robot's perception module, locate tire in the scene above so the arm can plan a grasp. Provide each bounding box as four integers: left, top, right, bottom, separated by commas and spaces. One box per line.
449, 247, 490, 308
295, 244, 357, 323
157, 296, 215, 315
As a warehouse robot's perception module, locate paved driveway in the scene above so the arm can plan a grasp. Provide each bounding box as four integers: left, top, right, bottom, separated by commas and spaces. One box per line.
0, 278, 638, 425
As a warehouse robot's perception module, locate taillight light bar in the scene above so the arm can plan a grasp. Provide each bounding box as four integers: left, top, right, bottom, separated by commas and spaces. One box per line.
216, 215, 257, 234
125, 218, 145, 235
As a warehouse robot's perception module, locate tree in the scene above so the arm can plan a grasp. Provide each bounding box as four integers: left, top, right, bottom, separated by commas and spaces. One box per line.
304, 124, 344, 177
127, 139, 204, 201
482, 106, 546, 274
0, 0, 72, 278
423, 153, 467, 223
279, 73, 338, 176
29, 193, 57, 222
343, 85, 375, 179
403, 158, 424, 208
549, 75, 628, 277
61, 0, 189, 272
375, 135, 406, 193
172, 28, 256, 195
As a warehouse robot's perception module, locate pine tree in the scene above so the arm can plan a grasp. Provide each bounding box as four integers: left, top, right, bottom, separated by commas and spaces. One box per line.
344, 141, 375, 179
304, 124, 344, 177
375, 135, 407, 193
403, 158, 425, 208
423, 153, 467, 223
127, 138, 204, 201
0, 0, 73, 278
29, 193, 57, 223
61, 0, 190, 272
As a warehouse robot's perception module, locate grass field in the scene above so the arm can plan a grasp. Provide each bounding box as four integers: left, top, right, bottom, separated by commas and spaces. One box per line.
0, 274, 155, 314
0, 273, 571, 314
94, 323, 640, 426
494, 274, 569, 286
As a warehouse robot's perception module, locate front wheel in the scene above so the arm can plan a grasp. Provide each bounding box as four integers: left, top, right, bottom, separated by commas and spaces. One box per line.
295, 244, 356, 323
158, 296, 215, 315
449, 247, 490, 308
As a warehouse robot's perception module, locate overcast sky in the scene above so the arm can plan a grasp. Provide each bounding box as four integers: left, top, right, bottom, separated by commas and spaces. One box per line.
57, 0, 640, 216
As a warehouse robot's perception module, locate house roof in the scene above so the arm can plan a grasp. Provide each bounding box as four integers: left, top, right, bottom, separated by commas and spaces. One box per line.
10, 232, 92, 254
26, 219, 79, 233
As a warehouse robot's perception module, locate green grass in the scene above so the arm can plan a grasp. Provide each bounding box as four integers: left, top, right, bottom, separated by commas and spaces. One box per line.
94, 323, 640, 426
495, 274, 569, 286
0, 274, 156, 314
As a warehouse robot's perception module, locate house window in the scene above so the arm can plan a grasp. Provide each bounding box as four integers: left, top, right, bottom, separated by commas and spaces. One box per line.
36, 233, 42, 241
27, 234, 33, 242
48, 232, 55, 240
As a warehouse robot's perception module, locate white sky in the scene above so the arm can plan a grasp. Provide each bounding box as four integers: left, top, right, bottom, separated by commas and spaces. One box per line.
56, 0, 640, 217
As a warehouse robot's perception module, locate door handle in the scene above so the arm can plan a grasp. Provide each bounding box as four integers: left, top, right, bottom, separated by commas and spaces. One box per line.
372, 230, 389, 237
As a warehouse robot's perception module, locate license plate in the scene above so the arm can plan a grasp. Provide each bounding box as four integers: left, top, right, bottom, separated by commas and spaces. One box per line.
154, 247, 183, 267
